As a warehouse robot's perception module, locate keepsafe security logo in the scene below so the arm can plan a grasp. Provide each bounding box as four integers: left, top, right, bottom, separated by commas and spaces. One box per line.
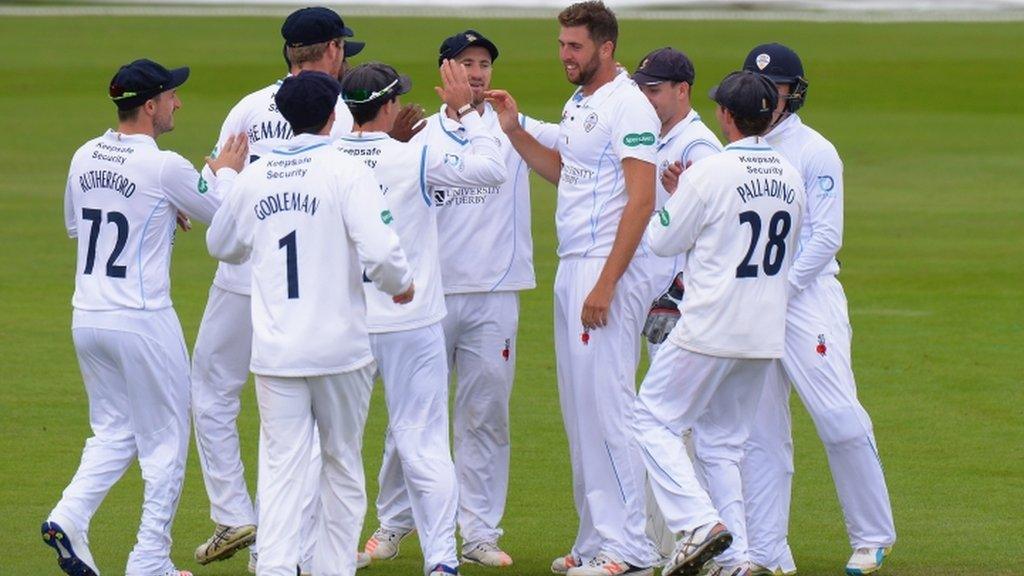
623, 132, 656, 147
197, 177, 209, 194
658, 208, 670, 226
381, 210, 393, 224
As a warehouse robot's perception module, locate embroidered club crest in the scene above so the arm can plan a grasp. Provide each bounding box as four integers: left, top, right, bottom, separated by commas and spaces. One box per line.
584, 112, 598, 133
756, 53, 771, 70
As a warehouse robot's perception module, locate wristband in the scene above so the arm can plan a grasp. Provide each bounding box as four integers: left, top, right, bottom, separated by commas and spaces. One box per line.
456, 103, 474, 118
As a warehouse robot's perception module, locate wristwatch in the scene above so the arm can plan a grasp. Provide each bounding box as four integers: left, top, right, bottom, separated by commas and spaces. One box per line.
456, 103, 474, 119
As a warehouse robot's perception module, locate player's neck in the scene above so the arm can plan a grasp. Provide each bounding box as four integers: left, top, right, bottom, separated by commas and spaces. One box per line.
661, 106, 691, 138
116, 121, 157, 140
352, 120, 390, 134
580, 62, 617, 96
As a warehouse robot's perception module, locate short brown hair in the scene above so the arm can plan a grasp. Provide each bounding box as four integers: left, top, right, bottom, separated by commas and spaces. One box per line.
117, 106, 142, 123
733, 114, 773, 138
558, 1, 618, 50
285, 38, 336, 68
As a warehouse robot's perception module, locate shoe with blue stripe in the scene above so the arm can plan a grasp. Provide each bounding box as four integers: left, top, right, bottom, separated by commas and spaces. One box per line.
41, 519, 100, 576
845, 547, 891, 576
429, 563, 459, 576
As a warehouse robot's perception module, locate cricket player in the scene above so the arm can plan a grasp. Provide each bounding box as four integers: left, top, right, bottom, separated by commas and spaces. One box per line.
190, 6, 361, 570
364, 29, 558, 568
336, 59, 507, 576
206, 70, 414, 576
738, 43, 897, 576
628, 46, 723, 561
635, 70, 805, 576
632, 47, 722, 356
43, 58, 246, 576
486, 2, 661, 574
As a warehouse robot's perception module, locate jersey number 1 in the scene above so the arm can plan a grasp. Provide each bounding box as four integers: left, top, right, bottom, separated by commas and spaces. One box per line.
736, 210, 791, 278
279, 230, 299, 299
82, 208, 128, 278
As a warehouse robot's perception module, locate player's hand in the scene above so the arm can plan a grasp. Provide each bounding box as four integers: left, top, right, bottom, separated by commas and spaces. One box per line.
581, 279, 615, 331
176, 211, 192, 232
642, 272, 685, 344
483, 89, 521, 134
660, 160, 691, 195
389, 104, 426, 143
435, 59, 474, 113
393, 282, 415, 305
207, 133, 248, 174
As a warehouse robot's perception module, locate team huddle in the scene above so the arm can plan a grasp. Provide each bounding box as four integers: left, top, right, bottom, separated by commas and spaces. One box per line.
42, 2, 896, 576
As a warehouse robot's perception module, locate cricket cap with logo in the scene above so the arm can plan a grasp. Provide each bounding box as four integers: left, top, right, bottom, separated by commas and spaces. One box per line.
631, 47, 695, 85
341, 62, 412, 108
743, 43, 804, 84
281, 6, 353, 48
707, 70, 778, 120
438, 29, 499, 66
275, 71, 342, 132
108, 58, 189, 111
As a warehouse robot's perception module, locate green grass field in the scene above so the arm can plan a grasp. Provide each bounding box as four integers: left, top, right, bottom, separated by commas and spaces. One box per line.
1, 11, 1022, 576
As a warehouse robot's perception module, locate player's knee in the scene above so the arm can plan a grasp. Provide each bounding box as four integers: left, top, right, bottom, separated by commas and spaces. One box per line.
816, 405, 872, 447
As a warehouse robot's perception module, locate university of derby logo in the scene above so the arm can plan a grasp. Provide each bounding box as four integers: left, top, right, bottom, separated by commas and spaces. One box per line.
816, 334, 828, 356
756, 53, 771, 70
433, 189, 448, 206
502, 338, 511, 361
584, 112, 599, 133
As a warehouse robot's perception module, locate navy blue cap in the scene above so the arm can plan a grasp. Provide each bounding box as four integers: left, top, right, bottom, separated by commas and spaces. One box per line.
275, 71, 342, 131
632, 47, 695, 85
341, 62, 412, 107
708, 70, 778, 120
743, 43, 804, 84
345, 40, 365, 59
438, 29, 498, 66
109, 58, 189, 111
281, 7, 353, 48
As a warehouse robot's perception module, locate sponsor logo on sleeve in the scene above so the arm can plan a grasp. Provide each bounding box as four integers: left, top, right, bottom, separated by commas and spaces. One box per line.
381, 210, 393, 224
197, 177, 209, 194
658, 207, 671, 226
817, 175, 836, 196
443, 153, 464, 171
623, 132, 656, 147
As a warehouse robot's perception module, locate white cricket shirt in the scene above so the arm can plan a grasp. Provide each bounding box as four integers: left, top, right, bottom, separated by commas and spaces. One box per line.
556, 71, 660, 258
335, 110, 507, 333
645, 136, 806, 359
764, 113, 843, 292
206, 77, 354, 296
65, 130, 234, 311
649, 109, 723, 285
206, 134, 411, 377
416, 104, 558, 294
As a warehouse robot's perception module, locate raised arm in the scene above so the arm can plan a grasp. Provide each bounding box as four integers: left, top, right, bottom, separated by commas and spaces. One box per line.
485, 89, 562, 185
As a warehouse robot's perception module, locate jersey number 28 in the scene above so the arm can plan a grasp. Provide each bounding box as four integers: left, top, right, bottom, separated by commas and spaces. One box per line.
736, 210, 792, 278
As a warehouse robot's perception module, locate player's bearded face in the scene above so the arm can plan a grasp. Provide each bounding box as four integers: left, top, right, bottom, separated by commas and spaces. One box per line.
559, 27, 602, 86
457, 47, 493, 107
151, 90, 179, 135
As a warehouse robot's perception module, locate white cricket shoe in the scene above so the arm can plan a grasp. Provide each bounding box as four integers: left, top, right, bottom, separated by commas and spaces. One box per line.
700, 559, 752, 576
364, 526, 414, 560
157, 570, 194, 576
462, 541, 513, 567
845, 547, 891, 575
663, 522, 733, 576
194, 523, 257, 564
566, 552, 653, 576
551, 553, 581, 574
42, 517, 100, 576
357, 551, 372, 569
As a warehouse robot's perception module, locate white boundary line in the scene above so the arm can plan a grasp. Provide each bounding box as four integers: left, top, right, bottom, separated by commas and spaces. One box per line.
2, 4, 1023, 22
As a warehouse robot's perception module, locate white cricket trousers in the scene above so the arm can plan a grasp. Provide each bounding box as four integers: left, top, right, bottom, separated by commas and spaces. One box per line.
372, 323, 459, 572
376, 292, 518, 548
743, 275, 896, 572
192, 285, 324, 570
191, 285, 255, 527
254, 365, 374, 576
554, 256, 657, 567
53, 308, 190, 576
634, 343, 772, 568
